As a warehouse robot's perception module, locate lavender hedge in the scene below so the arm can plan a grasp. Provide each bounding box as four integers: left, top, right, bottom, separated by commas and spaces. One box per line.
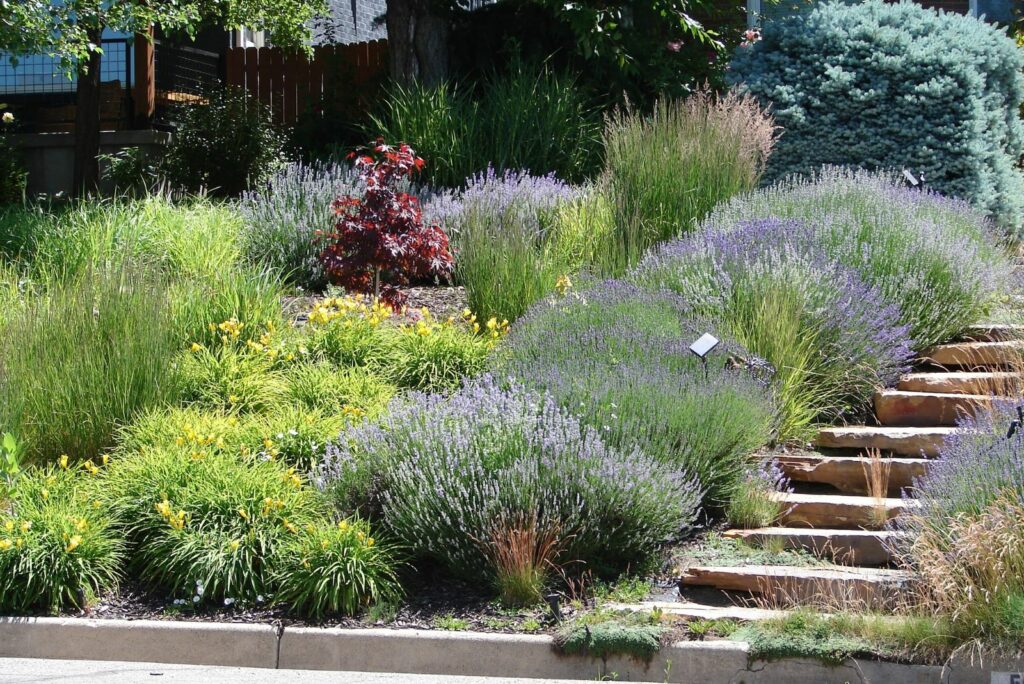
632, 219, 913, 440
495, 280, 776, 504
706, 168, 1013, 348
318, 376, 700, 579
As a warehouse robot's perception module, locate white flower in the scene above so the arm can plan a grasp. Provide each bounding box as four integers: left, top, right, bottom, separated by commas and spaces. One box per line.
192, 595, 201, 603
224, 598, 235, 606
1, 112, 13, 124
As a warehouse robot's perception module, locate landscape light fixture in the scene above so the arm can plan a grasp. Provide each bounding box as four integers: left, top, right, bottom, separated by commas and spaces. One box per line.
689, 333, 720, 379
901, 168, 920, 187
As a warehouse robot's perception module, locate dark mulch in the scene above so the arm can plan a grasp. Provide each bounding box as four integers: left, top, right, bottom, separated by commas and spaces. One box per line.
62, 573, 560, 634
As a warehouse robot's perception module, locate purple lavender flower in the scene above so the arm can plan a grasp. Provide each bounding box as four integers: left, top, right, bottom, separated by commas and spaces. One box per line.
319, 376, 702, 577
632, 218, 913, 436
496, 279, 777, 504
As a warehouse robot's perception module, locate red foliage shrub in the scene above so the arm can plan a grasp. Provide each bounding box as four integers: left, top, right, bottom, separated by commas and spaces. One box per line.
319, 141, 454, 309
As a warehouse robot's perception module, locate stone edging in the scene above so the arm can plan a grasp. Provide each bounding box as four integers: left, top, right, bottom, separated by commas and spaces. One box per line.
0, 616, 1019, 683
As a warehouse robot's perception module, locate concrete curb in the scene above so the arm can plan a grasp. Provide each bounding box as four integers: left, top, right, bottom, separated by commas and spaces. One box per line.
0, 616, 1019, 683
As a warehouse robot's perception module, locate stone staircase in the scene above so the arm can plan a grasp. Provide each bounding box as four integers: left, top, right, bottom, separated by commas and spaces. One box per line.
676, 325, 1024, 611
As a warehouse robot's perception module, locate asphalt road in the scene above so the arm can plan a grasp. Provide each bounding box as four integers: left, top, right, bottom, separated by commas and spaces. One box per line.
0, 658, 634, 684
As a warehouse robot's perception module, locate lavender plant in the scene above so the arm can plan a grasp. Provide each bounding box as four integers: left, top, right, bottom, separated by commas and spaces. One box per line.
632, 219, 913, 441
706, 168, 1014, 348
494, 280, 776, 505
433, 168, 582, 321
893, 403, 1024, 640
319, 376, 701, 596
238, 162, 361, 291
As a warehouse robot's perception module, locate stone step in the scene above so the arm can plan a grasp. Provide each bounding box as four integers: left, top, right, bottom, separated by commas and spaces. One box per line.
775, 492, 916, 530
722, 528, 896, 566
961, 324, 1024, 343
898, 371, 1023, 395
815, 426, 955, 457
775, 453, 928, 497
874, 389, 990, 427
677, 565, 913, 609
921, 341, 1024, 368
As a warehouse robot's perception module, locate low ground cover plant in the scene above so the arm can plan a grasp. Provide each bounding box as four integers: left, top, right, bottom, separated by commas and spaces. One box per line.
730, 0, 1024, 231
632, 219, 912, 441
601, 90, 775, 274
496, 280, 776, 504
319, 377, 700, 606
707, 168, 1014, 348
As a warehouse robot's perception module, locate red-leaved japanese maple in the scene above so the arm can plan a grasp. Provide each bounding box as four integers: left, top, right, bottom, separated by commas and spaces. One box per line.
319, 141, 453, 309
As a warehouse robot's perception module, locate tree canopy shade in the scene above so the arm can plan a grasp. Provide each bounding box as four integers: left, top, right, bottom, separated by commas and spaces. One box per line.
0, 0, 326, 194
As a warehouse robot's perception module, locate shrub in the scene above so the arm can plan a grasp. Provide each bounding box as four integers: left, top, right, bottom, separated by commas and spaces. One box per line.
273, 517, 402, 618
0, 264, 178, 463
730, 0, 1024, 231
496, 280, 776, 504
161, 87, 286, 197
319, 377, 701, 600
319, 142, 454, 309
437, 168, 582, 321
632, 219, 912, 440
0, 465, 123, 613
239, 161, 361, 291
245, 406, 349, 473
101, 445, 324, 604
706, 168, 1014, 348
368, 61, 602, 188
601, 90, 775, 274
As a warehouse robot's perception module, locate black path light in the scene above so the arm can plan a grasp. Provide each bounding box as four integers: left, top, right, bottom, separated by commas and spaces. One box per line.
689, 333, 720, 380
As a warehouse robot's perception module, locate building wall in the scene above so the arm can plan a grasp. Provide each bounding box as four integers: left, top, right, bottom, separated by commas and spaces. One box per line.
311, 0, 388, 45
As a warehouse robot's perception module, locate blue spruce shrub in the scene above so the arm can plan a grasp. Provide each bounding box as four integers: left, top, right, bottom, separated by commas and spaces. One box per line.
730, 0, 1024, 232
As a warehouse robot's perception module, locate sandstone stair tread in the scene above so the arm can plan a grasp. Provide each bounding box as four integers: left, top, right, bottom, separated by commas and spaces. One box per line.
815, 425, 955, 457
775, 492, 916, 529
678, 565, 912, 608
775, 453, 928, 496
897, 371, 1022, 395
921, 340, 1024, 367
874, 389, 990, 427
722, 527, 896, 566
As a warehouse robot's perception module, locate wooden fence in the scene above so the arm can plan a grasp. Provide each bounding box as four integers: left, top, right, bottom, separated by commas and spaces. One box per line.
225, 41, 388, 125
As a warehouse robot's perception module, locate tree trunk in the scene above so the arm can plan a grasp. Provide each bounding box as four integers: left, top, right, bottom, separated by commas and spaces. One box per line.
386, 0, 449, 87
73, 28, 104, 198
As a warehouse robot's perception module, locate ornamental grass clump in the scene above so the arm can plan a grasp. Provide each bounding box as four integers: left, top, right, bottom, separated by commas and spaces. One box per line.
273, 517, 402, 618
893, 404, 1024, 641
706, 168, 1014, 348
0, 464, 122, 613
438, 167, 583, 322
601, 89, 775, 274
633, 219, 912, 441
0, 263, 179, 464
319, 377, 700, 604
239, 161, 361, 291
496, 280, 775, 505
